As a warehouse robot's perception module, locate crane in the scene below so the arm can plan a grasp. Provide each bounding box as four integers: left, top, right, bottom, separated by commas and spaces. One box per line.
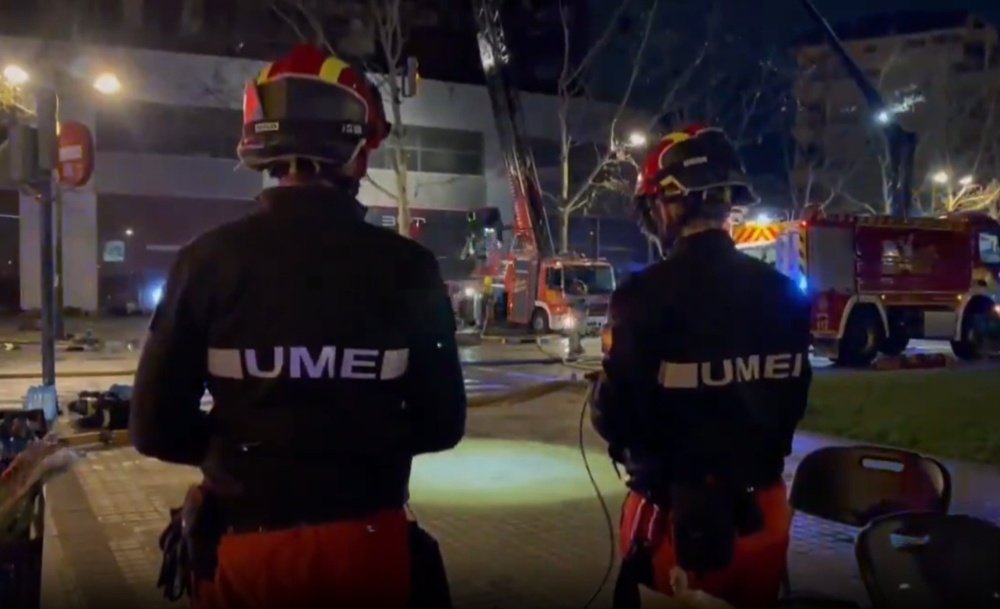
797, 0, 916, 218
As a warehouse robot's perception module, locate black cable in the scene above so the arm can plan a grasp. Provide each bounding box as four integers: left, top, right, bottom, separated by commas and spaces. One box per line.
578, 380, 617, 609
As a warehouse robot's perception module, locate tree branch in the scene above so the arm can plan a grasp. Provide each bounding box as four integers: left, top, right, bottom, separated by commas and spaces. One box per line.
365, 174, 398, 201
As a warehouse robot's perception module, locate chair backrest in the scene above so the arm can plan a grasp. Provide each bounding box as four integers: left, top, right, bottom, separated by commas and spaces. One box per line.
789, 445, 951, 527
855, 512, 1000, 609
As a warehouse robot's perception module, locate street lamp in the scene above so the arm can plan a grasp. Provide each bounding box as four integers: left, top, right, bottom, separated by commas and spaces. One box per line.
2, 64, 29, 86
932, 171, 950, 184
3, 60, 123, 383
627, 132, 647, 148
92, 72, 122, 95
958, 175, 974, 187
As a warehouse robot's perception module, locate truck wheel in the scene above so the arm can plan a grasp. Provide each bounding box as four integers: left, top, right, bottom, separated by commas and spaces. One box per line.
835, 306, 883, 367
530, 308, 550, 335
951, 299, 992, 361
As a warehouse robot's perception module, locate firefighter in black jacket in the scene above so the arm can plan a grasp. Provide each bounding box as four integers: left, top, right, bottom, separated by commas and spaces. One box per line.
130, 44, 466, 609
592, 125, 812, 609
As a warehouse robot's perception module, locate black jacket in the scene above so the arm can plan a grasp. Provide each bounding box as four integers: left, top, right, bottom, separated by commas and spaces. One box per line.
130, 185, 467, 516
591, 229, 812, 491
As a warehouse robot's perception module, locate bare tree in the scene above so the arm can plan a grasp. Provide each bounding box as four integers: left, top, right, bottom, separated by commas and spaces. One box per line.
545, 0, 716, 253
543, 0, 804, 251
790, 41, 928, 215
273, 0, 417, 237
795, 37, 1000, 218
919, 76, 1000, 215
366, 0, 413, 237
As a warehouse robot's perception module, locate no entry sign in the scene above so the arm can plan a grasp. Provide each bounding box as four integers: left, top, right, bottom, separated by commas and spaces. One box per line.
57, 121, 95, 188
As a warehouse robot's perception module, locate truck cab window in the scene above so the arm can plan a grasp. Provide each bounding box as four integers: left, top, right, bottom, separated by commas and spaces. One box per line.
547, 268, 563, 289
980, 233, 1000, 264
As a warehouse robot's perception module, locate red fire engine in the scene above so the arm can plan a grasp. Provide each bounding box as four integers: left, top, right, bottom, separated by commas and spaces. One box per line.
730, 220, 792, 266
775, 212, 1000, 366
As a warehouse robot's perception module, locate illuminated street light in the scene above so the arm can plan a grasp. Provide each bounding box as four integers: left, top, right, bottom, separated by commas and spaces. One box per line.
92, 72, 122, 95
932, 171, 950, 184
124, 228, 134, 237
627, 132, 648, 148
958, 175, 974, 186
2, 64, 29, 86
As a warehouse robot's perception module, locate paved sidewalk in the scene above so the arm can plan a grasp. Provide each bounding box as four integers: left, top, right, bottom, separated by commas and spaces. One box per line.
32, 389, 1000, 609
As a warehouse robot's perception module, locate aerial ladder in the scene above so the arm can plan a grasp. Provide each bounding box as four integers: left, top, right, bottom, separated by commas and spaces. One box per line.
468, 0, 615, 336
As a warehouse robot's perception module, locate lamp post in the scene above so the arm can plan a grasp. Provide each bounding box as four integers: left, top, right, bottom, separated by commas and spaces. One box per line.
2, 63, 120, 384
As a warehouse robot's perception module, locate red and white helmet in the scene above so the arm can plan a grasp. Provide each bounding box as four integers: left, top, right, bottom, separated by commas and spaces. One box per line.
633, 124, 757, 238
237, 44, 389, 180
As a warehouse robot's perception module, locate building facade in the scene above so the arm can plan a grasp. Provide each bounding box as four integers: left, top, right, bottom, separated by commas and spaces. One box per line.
0, 34, 646, 314
792, 12, 1000, 212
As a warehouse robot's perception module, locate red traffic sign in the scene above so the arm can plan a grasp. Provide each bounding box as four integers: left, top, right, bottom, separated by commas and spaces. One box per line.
57, 121, 95, 188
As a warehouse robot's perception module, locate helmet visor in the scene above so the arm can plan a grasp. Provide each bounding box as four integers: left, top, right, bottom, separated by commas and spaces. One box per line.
257, 77, 368, 124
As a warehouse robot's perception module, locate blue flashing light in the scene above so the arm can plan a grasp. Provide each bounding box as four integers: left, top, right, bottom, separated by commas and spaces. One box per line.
149, 283, 165, 307
797, 276, 808, 293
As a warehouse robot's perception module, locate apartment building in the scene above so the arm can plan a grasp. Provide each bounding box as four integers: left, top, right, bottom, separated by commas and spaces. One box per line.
792, 11, 1000, 211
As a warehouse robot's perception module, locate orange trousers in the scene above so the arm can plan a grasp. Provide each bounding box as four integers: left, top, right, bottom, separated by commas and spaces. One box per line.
619, 483, 792, 609
192, 509, 411, 609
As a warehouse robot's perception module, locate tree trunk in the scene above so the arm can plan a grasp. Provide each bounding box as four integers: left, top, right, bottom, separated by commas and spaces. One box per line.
386, 75, 410, 238
559, 208, 571, 254
394, 140, 411, 237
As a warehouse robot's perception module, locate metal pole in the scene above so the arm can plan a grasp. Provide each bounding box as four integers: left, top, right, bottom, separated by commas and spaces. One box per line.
52, 75, 66, 339
36, 88, 58, 387
54, 183, 64, 338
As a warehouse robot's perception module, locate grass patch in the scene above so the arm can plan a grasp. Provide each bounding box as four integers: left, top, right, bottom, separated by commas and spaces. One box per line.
804, 366, 1000, 465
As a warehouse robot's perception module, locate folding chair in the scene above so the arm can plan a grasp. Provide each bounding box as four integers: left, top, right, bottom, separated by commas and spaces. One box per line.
779, 445, 951, 607
855, 511, 1000, 609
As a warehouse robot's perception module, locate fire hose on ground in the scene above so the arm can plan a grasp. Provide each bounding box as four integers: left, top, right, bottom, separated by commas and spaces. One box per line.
2, 370, 587, 446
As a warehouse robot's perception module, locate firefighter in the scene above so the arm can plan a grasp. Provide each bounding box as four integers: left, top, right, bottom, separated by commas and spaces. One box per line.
591, 124, 813, 609
130, 44, 466, 609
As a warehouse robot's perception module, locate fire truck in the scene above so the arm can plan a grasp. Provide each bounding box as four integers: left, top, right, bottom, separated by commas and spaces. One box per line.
460, 0, 615, 336
731, 220, 792, 267
775, 212, 1000, 366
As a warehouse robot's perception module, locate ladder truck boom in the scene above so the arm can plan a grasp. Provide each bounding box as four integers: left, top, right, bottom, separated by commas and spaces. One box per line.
797, 0, 916, 218
472, 0, 555, 258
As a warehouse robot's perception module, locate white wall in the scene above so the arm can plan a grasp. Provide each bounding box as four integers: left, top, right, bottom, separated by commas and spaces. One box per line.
1, 35, 622, 311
